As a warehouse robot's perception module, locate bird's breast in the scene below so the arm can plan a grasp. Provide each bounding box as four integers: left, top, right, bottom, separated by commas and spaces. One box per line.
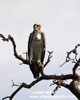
32, 32, 43, 52
33, 32, 41, 41
32, 39, 43, 48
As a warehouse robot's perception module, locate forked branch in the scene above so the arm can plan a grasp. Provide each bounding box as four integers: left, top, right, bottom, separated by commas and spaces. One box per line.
0, 34, 29, 64
60, 44, 80, 67
44, 51, 53, 67
51, 80, 70, 95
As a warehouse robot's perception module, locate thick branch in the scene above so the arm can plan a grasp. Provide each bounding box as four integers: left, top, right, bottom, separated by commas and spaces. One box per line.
73, 58, 80, 75
51, 80, 70, 95
51, 79, 80, 99
2, 74, 74, 100
2, 84, 23, 100
69, 80, 80, 99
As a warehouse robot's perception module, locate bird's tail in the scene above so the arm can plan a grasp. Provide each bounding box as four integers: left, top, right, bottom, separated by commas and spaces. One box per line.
30, 65, 40, 79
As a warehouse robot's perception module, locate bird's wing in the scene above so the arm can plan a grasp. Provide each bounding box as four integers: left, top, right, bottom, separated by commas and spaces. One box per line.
28, 32, 33, 59
41, 32, 46, 63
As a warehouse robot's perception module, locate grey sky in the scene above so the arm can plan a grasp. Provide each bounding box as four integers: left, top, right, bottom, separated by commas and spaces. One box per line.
0, 0, 80, 100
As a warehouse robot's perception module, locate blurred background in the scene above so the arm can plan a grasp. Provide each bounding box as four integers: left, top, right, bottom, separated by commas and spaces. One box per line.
0, 0, 80, 100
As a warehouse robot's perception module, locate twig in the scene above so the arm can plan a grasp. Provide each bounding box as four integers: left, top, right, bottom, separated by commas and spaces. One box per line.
11, 80, 20, 87
44, 51, 53, 67
60, 44, 80, 67
51, 80, 70, 96
23, 51, 28, 60
51, 80, 61, 95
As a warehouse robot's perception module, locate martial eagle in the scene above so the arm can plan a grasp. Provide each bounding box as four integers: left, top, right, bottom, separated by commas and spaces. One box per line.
28, 24, 46, 78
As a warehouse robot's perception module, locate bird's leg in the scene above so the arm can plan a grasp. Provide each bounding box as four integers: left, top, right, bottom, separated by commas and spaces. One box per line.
37, 61, 45, 76
36, 59, 45, 76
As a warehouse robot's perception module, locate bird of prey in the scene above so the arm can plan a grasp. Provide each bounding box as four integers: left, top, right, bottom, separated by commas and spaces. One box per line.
28, 24, 46, 78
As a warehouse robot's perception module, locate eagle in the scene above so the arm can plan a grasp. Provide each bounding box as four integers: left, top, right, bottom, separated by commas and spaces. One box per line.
28, 24, 46, 78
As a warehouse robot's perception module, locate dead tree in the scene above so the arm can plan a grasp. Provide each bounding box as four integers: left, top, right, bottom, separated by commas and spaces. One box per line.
0, 34, 80, 100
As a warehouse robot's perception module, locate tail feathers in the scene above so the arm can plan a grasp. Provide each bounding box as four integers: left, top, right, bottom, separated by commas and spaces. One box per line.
33, 72, 39, 79
30, 65, 40, 79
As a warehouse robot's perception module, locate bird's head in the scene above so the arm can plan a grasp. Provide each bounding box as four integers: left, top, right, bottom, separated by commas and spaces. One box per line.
33, 24, 41, 33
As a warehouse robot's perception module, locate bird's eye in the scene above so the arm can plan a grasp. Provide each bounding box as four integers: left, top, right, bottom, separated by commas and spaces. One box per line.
35, 25, 37, 28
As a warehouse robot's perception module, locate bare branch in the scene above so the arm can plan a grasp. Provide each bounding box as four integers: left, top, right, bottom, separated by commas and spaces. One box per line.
51, 80, 70, 96
2, 96, 10, 100
51, 80, 61, 95
73, 58, 80, 75
44, 51, 53, 67
2, 74, 74, 100
60, 44, 80, 67
0, 34, 29, 65
11, 80, 20, 87
0, 34, 9, 41
23, 51, 28, 60
69, 80, 80, 99
2, 77, 43, 100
